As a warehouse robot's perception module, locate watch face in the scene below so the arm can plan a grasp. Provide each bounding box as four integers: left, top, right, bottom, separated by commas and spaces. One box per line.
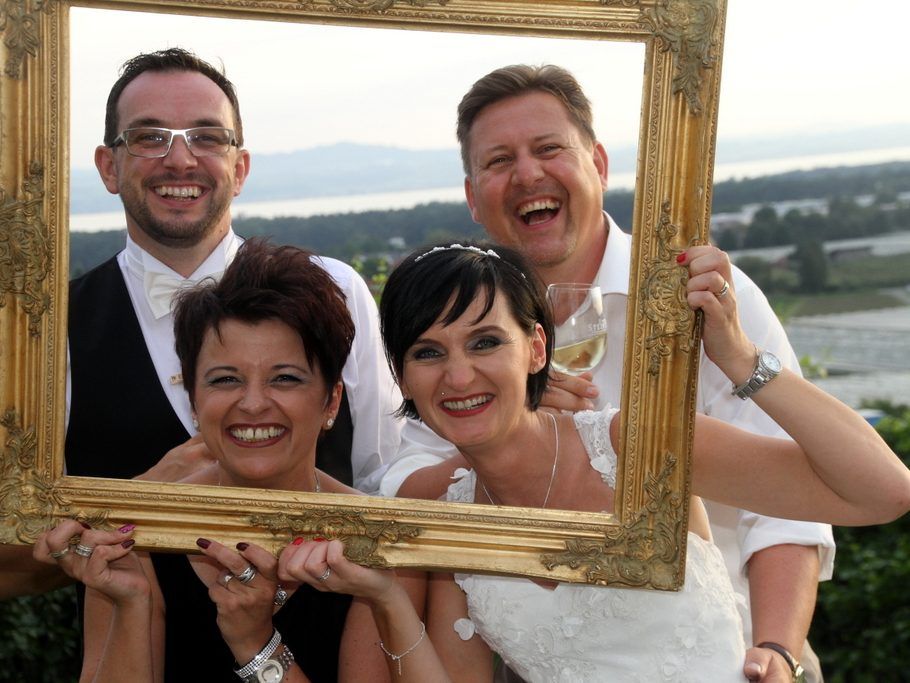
256, 660, 284, 683
760, 351, 782, 374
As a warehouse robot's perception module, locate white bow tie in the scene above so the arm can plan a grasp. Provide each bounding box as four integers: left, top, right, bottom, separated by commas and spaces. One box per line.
143, 270, 218, 319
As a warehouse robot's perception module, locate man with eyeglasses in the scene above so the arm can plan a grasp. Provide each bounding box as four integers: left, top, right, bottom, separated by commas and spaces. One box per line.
66, 47, 402, 490
1, 47, 403, 599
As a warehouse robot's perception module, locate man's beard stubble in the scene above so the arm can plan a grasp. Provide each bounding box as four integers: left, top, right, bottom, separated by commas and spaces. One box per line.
119, 175, 233, 249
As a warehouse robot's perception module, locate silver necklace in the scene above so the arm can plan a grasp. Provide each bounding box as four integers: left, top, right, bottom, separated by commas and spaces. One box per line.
480, 412, 559, 508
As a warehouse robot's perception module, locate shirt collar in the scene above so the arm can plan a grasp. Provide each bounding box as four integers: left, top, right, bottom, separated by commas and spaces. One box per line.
123, 229, 242, 319
123, 228, 241, 282
594, 212, 631, 296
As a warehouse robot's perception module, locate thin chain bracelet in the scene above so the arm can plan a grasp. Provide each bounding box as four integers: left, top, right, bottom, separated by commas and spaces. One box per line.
379, 621, 426, 676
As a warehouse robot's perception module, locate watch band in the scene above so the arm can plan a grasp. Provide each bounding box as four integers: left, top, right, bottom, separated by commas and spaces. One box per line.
235, 629, 281, 680
756, 641, 805, 682
732, 350, 781, 400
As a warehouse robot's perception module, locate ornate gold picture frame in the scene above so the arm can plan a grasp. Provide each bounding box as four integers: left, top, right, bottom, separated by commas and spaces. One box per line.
0, 0, 726, 589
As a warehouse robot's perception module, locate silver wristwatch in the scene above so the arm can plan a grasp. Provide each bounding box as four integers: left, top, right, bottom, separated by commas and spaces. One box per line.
236, 630, 287, 683
242, 645, 295, 683
732, 350, 782, 400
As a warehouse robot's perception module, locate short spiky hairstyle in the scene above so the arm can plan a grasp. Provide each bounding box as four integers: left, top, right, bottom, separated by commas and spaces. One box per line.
103, 47, 244, 147
379, 241, 554, 420
173, 238, 354, 406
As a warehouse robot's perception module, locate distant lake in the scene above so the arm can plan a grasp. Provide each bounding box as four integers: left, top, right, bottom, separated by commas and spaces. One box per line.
69, 145, 910, 233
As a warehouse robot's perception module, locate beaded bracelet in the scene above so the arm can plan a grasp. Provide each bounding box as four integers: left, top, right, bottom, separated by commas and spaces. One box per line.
379, 621, 426, 676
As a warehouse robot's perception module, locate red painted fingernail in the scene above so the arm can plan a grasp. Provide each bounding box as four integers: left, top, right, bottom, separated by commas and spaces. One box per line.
118, 524, 135, 534
196, 538, 211, 549
314, 536, 326, 542
79, 521, 91, 529
292, 537, 304, 546
676, 252, 686, 264
121, 539, 135, 549
236, 542, 249, 551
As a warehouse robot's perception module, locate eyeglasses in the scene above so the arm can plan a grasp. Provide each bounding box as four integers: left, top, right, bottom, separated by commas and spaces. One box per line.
110, 127, 239, 158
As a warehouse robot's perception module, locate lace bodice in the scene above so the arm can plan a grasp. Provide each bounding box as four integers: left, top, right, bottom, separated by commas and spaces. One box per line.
448, 408, 746, 682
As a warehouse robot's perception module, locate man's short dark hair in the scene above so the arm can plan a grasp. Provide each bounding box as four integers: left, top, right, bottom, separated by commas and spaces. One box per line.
104, 47, 244, 147
456, 64, 596, 174
173, 238, 354, 406
379, 241, 554, 420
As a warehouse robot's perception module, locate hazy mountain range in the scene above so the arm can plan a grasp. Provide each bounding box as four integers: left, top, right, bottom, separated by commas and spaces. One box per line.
71, 123, 910, 214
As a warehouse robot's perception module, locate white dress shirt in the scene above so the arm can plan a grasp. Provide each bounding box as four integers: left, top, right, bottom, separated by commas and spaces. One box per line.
67, 229, 402, 493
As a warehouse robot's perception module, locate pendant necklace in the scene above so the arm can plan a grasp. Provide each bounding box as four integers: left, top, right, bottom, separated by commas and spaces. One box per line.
480, 412, 559, 509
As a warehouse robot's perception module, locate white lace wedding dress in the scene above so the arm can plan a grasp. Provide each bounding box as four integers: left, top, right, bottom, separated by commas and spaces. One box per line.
447, 409, 746, 682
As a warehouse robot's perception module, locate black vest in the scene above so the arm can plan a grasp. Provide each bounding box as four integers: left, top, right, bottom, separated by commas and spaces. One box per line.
66, 256, 354, 485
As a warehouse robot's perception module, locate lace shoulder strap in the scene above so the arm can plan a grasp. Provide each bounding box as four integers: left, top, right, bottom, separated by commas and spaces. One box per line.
572, 407, 619, 488
445, 468, 477, 503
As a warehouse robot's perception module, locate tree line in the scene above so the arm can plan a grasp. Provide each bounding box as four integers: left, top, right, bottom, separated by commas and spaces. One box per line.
718, 196, 910, 253
70, 160, 910, 278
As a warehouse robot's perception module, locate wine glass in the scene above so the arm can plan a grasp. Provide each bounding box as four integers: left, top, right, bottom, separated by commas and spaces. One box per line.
546, 283, 607, 375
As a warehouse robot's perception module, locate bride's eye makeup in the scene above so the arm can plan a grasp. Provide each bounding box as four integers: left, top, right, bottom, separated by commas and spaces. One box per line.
468, 334, 509, 352
408, 345, 443, 362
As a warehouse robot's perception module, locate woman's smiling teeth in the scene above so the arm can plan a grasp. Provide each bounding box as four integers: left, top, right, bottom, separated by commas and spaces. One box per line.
443, 395, 492, 411
229, 425, 285, 443
155, 185, 201, 199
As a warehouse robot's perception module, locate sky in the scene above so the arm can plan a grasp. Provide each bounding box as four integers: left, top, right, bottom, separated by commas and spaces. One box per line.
69, 1, 910, 170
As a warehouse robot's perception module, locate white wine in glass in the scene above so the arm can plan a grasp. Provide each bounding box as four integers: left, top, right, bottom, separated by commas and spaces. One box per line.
547, 283, 607, 375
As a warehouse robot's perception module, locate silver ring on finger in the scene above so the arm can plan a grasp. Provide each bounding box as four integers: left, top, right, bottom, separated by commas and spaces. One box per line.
317, 566, 331, 582
50, 547, 70, 560
222, 572, 234, 587
273, 585, 289, 607
716, 280, 730, 299
73, 543, 94, 558
236, 564, 257, 584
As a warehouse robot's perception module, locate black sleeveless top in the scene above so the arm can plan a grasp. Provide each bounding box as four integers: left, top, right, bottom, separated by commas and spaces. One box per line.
66, 255, 355, 485
150, 553, 352, 682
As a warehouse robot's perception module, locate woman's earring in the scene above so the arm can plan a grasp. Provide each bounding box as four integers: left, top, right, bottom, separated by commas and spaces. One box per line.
325, 417, 335, 429
192, 415, 199, 430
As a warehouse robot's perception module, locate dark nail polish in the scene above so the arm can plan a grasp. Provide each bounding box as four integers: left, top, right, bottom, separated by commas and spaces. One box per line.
118, 524, 136, 534
292, 537, 304, 546
121, 539, 135, 549
79, 521, 91, 529
236, 542, 249, 551
196, 538, 211, 549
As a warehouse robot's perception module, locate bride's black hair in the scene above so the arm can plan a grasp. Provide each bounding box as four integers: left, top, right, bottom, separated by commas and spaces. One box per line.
380, 241, 553, 420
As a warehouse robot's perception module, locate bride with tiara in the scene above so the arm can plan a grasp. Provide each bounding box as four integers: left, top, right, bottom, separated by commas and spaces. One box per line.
284, 241, 909, 682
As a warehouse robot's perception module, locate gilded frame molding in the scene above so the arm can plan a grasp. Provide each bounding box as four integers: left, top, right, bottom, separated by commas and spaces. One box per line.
0, 0, 726, 589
